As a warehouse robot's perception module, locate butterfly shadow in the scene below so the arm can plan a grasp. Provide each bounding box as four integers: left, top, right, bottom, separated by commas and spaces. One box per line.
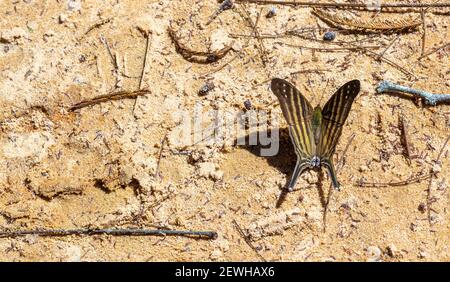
235, 127, 333, 222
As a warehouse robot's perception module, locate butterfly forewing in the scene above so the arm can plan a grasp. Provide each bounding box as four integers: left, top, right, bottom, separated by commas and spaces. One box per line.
318, 80, 360, 159
270, 78, 314, 159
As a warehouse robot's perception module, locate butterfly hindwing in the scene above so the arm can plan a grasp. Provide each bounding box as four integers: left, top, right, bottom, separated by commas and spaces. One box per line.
318, 80, 360, 159
270, 78, 314, 159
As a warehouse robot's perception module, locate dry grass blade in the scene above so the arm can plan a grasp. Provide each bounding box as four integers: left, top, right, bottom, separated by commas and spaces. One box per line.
69, 90, 151, 111
312, 9, 422, 33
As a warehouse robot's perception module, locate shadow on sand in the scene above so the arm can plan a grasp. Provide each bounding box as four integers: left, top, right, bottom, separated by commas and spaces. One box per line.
236, 128, 334, 229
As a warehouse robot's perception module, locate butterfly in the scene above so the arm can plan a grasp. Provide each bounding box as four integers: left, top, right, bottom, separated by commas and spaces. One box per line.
270, 78, 360, 191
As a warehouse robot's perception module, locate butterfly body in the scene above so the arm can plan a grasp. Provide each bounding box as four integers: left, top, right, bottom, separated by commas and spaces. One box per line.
270, 78, 360, 192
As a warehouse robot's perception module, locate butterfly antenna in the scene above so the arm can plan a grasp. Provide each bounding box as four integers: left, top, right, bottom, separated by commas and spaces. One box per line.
287, 159, 309, 192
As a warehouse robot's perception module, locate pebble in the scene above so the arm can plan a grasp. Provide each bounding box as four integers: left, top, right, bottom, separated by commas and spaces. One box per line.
219, 0, 234, 11
0, 27, 28, 44
67, 0, 81, 11
323, 31, 336, 41
244, 99, 252, 110
59, 14, 68, 24
266, 7, 276, 18
417, 202, 426, 213
366, 246, 382, 262
386, 244, 398, 258
198, 162, 223, 181
198, 81, 215, 96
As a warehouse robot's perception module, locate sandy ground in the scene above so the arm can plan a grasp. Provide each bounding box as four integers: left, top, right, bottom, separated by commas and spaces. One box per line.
0, 0, 449, 262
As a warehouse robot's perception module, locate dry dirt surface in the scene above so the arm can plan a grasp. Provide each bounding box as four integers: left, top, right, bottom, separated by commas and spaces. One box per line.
0, 0, 449, 262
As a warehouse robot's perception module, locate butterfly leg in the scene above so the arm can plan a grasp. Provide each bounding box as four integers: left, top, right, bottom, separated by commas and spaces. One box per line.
322, 159, 340, 191
287, 159, 309, 192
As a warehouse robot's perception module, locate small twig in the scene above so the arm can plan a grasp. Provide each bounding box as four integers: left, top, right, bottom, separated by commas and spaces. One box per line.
275, 41, 380, 52
80, 18, 112, 40
139, 31, 152, 90
399, 115, 413, 164
232, 220, 266, 262
206, 0, 234, 25
69, 90, 151, 111
421, 8, 426, 56
100, 34, 122, 88
0, 228, 218, 239
426, 135, 449, 225
133, 30, 152, 115
377, 81, 450, 105
99, 35, 118, 70
199, 53, 240, 79
357, 172, 436, 187
377, 35, 400, 60
355, 46, 414, 77
155, 134, 167, 180
237, 3, 269, 68
256, 68, 330, 88
235, 0, 450, 9
168, 26, 233, 64
418, 42, 450, 60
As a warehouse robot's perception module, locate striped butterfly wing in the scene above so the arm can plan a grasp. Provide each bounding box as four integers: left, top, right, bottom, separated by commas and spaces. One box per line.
318, 80, 360, 189
271, 78, 315, 191
271, 78, 315, 159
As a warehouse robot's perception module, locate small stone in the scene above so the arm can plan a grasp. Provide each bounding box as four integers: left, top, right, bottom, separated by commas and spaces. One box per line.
219, 0, 234, 11
210, 249, 223, 260
266, 7, 276, 18
1, 27, 28, 44
243, 99, 252, 110
198, 81, 215, 96
418, 250, 427, 259
211, 170, 224, 181
359, 164, 369, 172
386, 244, 398, 258
59, 14, 68, 24
417, 203, 426, 213
431, 162, 441, 173
323, 31, 336, 41
67, 0, 81, 11
366, 246, 382, 262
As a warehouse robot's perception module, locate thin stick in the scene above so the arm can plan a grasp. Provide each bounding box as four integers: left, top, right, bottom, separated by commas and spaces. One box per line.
139, 32, 151, 90
255, 68, 330, 87
358, 47, 414, 77
377, 81, 450, 105
199, 53, 240, 79
276, 42, 381, 52
155, 134, 167, 180
99, 35, 118, 70
418, 42, 450, 60
206, 0, 234, 26
133, 31, 152, 115
358, 172, 436, 187
426, 135, 449, 225
400, 115, 413, 164
235, 0, 450, 9
69, 90, 151, 111
0, 228, 218, 239
421, 8, 426, 56
232, 220, 267, 262
81, 18, 112, 39
377, 35, 400, 60
238, 4, 269, 68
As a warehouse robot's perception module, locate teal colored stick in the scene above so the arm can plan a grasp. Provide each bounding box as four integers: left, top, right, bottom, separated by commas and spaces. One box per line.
377, 81, 450, 106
